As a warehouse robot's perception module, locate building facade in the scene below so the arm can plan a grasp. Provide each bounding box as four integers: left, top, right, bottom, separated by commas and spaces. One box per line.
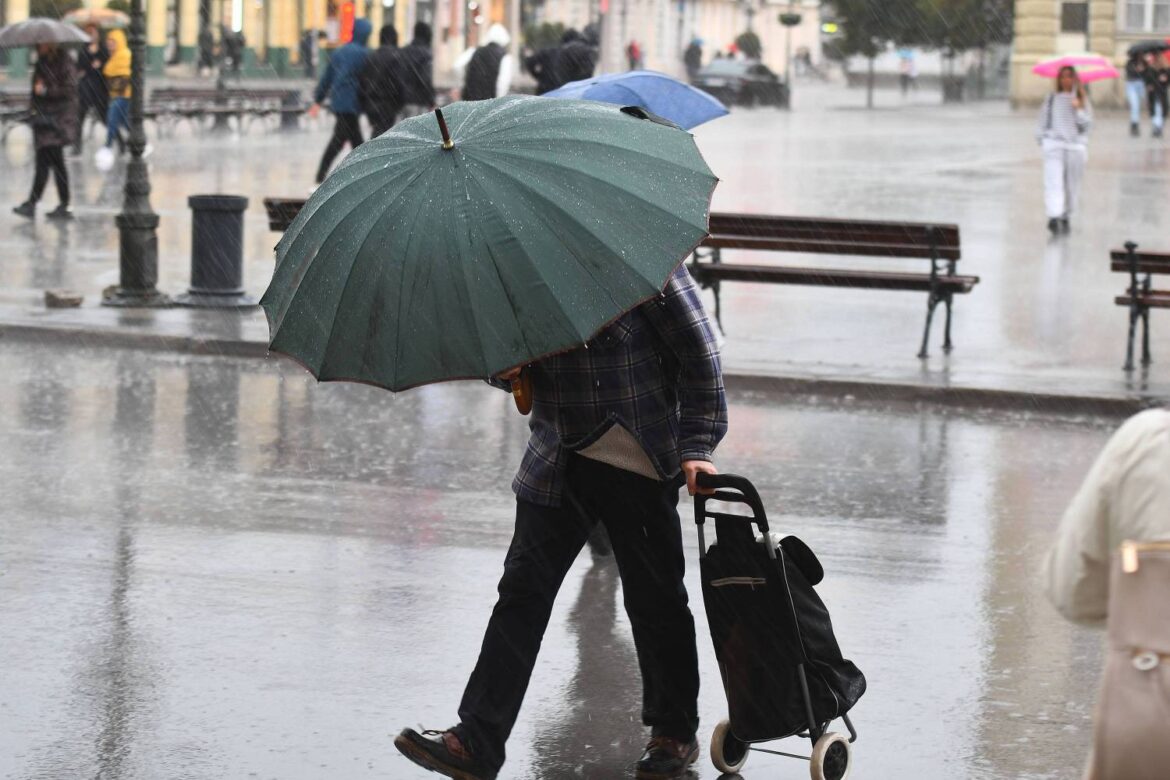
2, 0, 819, 83
1011, 0, 1170, 106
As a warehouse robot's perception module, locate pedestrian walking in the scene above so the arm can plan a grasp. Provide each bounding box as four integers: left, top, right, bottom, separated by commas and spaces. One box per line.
1044, 408, 1170, 780
13, 43, 78, 220
102, 29, 131, 155
393, 268, 728, 780
627, 39, 643, 71
299, 30, 315, 79
523, 41, 559, 95
398, 22, 435, 119
360, 24, 405, 138
309, 18, 372, 185
683, 38, 702, 82
198, 24, 215, 76
557, 28, 597, 85
1151, 54, 1169, 139
457, 24, 513, 101
1125, 52, 1150, 136
72, 23, 109, 156
1036, 65, 1091, 235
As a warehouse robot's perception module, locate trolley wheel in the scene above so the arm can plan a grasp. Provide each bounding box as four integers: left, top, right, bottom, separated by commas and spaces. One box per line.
710, 719, 749, 774
810, 732, 852, 780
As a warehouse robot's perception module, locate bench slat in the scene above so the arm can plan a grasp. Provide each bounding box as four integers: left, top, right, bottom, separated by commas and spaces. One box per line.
688, 262, 978, 293
704, 234, 960, 260
1110, 257, 1170, 274
1116, 292, 1170, 308
710, 212, 960, 247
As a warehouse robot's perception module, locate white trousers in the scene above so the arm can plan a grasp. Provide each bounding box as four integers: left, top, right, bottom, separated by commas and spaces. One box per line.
1042, 139, 1087, 219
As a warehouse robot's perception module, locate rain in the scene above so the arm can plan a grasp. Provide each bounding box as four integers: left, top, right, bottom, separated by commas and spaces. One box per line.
1, 1, 1168, 779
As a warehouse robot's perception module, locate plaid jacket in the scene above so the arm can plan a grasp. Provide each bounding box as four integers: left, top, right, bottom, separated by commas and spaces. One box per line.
512, 265, 727, 507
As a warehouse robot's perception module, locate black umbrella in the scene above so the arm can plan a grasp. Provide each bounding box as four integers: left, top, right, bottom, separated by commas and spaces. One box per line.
1128, 40, 1170, 58
0, 18, 90, 49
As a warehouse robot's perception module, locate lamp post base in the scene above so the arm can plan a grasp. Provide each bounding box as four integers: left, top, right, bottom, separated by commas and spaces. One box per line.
101, 287, 172, 308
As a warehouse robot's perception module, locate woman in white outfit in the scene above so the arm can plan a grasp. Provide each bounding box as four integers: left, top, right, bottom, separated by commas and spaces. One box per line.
1036, 66, 1091, 236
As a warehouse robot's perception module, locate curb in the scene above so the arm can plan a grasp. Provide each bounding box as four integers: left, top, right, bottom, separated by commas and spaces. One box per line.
0, 319, 1163, 417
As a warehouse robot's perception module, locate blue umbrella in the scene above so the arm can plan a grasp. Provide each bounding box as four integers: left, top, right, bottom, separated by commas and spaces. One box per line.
543, 70, 729, 130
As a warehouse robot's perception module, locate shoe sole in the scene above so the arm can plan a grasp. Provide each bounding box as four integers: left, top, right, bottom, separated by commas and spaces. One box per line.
634, 746, 700, 779
393, 734, 487, 780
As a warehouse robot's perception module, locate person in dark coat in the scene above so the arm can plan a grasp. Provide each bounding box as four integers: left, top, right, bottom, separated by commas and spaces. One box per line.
310, 18, 372, 184
14, 44, 78, 220
72, 24, 109, 156
459, 23, 512, 101
523, 43, 560, 95
556, 29, 597, 85
360, 24, 405, 137
198, 24, 215, 75
683, 39, 702, 82
398, 22, 435, 118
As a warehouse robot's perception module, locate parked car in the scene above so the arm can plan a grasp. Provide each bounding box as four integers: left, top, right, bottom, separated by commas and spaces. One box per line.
692, 59, 789, 108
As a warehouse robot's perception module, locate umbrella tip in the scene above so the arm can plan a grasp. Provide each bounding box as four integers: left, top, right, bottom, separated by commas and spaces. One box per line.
435, 108, 454, 150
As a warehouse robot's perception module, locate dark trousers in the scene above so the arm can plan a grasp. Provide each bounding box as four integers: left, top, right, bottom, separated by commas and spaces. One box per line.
315, 112, 364, 183
458, 457, 699, 773
30, 146, 69, 206
74, 89, 109, 152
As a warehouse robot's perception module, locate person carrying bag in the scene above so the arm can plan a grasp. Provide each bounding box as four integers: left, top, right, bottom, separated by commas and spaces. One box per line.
1044, 409, 1170, 780
1087, 542, 1170, 780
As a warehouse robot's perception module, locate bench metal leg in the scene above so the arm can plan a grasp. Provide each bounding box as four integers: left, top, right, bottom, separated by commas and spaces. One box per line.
712, 280, 723, 330
1142, 308, 1153, 367
942, 294, 954, 354
1124, 306, 1140, 372
918, 293, 940, 359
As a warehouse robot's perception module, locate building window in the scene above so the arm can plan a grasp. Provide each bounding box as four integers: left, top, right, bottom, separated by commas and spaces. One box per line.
1124, 0, 1170, 30
1156, 0, 1170, 29
1061, 2, 1088, 32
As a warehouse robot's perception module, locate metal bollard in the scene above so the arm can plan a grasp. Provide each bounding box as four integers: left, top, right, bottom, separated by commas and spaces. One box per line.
174, 195, 256, 308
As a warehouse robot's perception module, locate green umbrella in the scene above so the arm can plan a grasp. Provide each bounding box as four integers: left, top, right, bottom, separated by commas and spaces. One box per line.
261, 95, 717, 391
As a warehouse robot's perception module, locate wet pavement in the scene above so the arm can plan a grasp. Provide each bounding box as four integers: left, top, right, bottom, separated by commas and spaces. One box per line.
0, 338, 1119, 779
1, 82, 1168, 405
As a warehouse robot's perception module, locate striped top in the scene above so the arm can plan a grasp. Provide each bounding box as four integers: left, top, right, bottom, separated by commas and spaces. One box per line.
1036, 92, 1092, 145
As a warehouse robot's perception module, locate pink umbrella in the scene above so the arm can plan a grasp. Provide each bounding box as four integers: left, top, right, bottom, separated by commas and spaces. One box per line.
1032, 53, 1121, 83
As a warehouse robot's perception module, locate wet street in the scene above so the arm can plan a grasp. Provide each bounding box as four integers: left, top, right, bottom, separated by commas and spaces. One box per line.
0, 338, 1117, 779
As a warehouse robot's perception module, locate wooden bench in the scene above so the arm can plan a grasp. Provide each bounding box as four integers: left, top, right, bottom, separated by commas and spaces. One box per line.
690, 213, 979, 358
264, 197, 306, 232
150, 86, 308, 133
1113, 241, 1170, 371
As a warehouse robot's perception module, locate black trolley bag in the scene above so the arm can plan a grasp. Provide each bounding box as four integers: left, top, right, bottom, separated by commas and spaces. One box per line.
694, 473, 865, 779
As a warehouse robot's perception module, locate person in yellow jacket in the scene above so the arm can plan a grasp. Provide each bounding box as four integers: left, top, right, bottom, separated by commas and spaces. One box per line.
102, 29, 131, 152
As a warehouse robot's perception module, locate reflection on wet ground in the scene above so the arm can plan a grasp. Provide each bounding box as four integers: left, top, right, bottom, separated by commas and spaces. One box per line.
0, 339, 1120, 779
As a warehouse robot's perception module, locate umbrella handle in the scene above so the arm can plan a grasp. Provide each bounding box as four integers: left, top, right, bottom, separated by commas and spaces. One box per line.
435, 108, 454, 150
511, 369, 533, 415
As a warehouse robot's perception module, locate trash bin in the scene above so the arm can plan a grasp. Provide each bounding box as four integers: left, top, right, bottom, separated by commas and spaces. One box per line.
174, 195, 256, 308
942, 76, 965, 103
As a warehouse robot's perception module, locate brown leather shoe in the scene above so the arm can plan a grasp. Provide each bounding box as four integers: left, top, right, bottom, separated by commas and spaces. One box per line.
394, 726, 496, 780
634, 735, 699, 779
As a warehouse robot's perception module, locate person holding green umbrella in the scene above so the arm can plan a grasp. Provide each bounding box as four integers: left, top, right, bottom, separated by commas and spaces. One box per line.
262, 96, 727, 780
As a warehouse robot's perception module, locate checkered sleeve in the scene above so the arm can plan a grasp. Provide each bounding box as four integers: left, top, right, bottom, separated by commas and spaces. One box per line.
651, 265, 728, 462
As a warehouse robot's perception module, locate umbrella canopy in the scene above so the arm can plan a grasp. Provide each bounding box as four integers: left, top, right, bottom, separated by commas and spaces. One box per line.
261, 95, 717, 391
1032, 53, 1120, 83
543, 70, 728, 129
0, 18, 90, 48
63, 8, 130, 29
1128, 40, 1170, 58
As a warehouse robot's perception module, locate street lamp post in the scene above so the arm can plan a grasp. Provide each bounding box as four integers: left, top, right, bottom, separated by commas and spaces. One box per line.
102, 0, 169, 308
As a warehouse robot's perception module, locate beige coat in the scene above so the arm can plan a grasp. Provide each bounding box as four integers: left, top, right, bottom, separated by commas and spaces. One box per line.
1044, 408, 1170, 623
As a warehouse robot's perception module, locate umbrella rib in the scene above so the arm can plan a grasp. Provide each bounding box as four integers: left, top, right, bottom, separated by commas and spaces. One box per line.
472, 151, 711, 289
465, 158, 682, 340
307, 168, 432, 376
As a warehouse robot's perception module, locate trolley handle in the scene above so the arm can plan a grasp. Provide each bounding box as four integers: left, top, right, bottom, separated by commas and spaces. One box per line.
694, 472, 769, 533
